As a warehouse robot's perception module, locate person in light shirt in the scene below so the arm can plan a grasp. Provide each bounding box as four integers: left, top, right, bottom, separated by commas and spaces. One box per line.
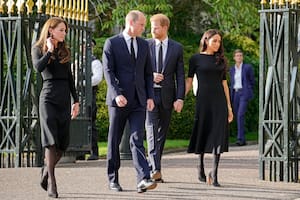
229, 49, 255, 146
87, 39, 103, 160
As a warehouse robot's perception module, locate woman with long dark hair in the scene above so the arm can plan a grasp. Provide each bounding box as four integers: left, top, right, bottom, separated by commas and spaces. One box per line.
32, 17, 79, 198
185, 29, 233, 187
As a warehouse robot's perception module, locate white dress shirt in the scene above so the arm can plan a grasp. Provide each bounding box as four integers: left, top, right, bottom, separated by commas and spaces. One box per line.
234, 63, 243, 90
123, 31, 137, 58
91, 58, 103, 86
154, 37, 168, 73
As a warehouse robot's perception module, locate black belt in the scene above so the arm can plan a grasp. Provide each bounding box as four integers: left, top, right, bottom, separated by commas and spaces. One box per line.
235, 88, 242, 92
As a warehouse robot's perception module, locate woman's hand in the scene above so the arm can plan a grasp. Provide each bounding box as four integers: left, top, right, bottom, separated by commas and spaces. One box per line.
228, 107, 233, 123
71, 102, 80, 119
46, 37, 54, 52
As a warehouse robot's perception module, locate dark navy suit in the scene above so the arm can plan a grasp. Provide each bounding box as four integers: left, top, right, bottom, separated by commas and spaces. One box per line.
103, 33, 154, 184
145, 38, 185, 173
229, 63, 255, 143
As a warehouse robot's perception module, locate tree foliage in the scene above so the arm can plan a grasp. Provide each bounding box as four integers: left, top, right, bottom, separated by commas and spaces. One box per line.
201, 0, 260, 40
93, 0, 172, 36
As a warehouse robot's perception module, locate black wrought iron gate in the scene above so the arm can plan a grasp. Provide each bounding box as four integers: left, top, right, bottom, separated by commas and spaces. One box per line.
259, 0, 300, 182
0, 0, 93, 168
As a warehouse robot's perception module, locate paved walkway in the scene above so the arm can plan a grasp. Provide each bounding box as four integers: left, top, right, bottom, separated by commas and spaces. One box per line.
0, 144, 299, 200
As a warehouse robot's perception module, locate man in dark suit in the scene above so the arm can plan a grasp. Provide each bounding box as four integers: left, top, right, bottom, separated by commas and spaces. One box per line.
146, 14, 185, 182
229, 49, 255, 146
102, 10, 157, 193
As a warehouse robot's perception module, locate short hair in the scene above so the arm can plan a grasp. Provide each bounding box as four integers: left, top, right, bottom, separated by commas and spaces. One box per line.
125, 10, 144, 24
150, 13, 170, 28
233, 49, 243, 56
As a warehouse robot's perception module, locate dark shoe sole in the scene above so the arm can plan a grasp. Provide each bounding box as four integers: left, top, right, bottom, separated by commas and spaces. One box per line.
236, 141, 247, 146
108, 183, 123, 192
137, 188, 147, 193
137, 181, 157, 193
137, 183, 157, 193
198, 176, 206, 183
207, 172, 220, 187
155, 178, 164, 183
48, 192, 58, 198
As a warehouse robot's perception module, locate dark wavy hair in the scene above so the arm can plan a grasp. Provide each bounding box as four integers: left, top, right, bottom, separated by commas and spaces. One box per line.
199, 29, 227, 74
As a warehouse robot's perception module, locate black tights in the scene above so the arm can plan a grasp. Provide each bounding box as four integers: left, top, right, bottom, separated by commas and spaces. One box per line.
198, 153, 220, 183
44, 145, 63, 194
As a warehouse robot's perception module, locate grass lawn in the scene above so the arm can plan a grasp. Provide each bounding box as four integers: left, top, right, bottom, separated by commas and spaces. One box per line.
96, 132, 258, 157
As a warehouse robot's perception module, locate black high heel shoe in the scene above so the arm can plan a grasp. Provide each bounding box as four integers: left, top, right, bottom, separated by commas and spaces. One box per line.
198, 173, 206, 183
208, 172, 220, 187
47, 180, 58, 198
40, 166, 48, 191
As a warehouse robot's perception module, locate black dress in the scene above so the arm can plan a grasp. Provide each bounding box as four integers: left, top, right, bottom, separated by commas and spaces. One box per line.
32, 46, 78, 151
187, 53, 228, 154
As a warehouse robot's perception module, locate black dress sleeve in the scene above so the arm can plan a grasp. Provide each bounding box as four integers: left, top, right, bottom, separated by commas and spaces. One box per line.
188, 55, 196, 78
31, 45, 52, 72
68, 63, 79, 103
222, 64, 227, 80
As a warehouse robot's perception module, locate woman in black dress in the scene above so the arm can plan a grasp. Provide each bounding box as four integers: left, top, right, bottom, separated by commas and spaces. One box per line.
31, 17, 79, 198
185, 29, 233, 187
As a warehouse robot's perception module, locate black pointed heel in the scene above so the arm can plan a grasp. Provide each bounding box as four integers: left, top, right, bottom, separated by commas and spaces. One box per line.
47, 179, 58, 198
208, 172, 220, 187
40, 166, 48, 191
198, 173, 206, 183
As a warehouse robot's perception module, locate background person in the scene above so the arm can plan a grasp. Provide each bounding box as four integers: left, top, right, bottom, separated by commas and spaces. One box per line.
145, 13, 185, 183
87, 39, 103, 160
102, 10, 157, 193
185, 29, 233, 187
229, 49, 255, 146
31, 17, 79, 198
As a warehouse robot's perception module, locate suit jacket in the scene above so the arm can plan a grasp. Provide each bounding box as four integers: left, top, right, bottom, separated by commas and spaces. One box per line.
103, 33, 154, 107
148, 38, 185, 109
229, 63, 255, 101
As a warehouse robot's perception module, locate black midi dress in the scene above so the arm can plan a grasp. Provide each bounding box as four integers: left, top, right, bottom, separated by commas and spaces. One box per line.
31, 46, 78, 151
187, 53, 228, 154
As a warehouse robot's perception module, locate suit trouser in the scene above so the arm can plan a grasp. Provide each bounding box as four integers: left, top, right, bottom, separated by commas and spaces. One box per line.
233, 90, 249, 143
91, 86, 99, 156
107, 101, 150, 184
145, 89, 172, 172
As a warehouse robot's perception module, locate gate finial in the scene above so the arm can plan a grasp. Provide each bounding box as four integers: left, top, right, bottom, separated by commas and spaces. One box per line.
6, 0, 15, 14
35, 0, 43, 14
45, 0, 50, 15
84, 0, 88, 21
279, 0, 285, 6
16, 0, 25, 14
0, 0, 5, 13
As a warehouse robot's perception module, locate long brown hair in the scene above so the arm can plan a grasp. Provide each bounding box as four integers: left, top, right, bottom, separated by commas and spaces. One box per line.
199, 29, 227, 73
34, 17, 70, 64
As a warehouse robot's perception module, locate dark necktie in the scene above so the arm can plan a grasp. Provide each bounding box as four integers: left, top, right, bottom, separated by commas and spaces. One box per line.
158, 41, 163, 73
130, 37, 136, 62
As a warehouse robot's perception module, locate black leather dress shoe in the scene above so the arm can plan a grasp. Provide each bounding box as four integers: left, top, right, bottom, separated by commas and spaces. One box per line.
137, 179, 157, 193
236, 141, 247, 146
109, 183, 123, 192
87, 154, 99, 160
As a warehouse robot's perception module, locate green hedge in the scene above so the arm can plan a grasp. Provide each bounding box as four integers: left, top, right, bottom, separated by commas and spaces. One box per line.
93, 34, 259, 141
